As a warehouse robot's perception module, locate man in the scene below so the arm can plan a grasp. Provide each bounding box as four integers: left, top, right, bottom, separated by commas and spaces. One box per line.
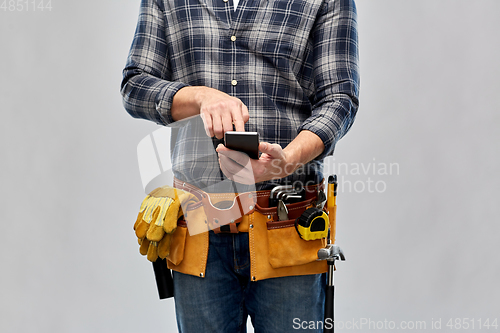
121, 0, 359, 331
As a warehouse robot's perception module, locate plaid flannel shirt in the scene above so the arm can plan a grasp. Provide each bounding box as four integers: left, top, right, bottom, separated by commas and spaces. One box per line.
121, 0, 360, 191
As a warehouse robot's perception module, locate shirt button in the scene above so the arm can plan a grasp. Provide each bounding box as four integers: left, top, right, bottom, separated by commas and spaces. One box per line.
231, 80, 238, 86
223, 0, 228, 2
230, 35, 236, 42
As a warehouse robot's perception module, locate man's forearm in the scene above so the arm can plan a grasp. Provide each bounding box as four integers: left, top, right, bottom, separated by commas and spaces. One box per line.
170, 86, 204, 121
282, 130, 325, 175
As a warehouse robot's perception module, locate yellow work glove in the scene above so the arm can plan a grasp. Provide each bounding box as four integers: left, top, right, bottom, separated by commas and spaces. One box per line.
133, 186, 206, 262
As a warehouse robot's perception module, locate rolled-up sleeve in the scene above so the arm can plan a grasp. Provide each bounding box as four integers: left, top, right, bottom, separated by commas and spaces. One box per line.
298, 0, 360, 159
120, 0, 188, 126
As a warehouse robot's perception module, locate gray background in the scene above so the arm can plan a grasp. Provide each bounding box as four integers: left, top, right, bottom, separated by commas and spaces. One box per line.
1, 0, 499, 332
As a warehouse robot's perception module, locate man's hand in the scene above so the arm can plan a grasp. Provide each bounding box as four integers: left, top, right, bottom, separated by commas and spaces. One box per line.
199, 89, 249, 139
216, 142, 292, 184
171, 86, 249, 139
216, 130, 325, 184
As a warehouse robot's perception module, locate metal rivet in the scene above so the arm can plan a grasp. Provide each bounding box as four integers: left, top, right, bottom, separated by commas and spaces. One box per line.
200, 273, 204, 277
267, 215, 271, 219
252, 276, 256, 281
249, 224, 254, 229
230, 219, 235, 223
249, 205, 253, 210
183, 183, 186, 187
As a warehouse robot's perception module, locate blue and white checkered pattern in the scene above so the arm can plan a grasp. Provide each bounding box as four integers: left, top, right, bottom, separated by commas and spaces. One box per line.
121, 0, 360, 191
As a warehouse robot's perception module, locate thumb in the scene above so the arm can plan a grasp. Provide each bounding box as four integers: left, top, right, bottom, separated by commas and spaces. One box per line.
259, 142, 283, 158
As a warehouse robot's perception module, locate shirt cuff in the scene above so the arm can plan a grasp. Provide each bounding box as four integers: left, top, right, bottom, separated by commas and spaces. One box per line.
155, 81, 190, 126
298, 116, 340, 160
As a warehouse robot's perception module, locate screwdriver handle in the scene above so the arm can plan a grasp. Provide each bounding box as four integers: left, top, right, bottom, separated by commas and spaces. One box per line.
327, 175, 337, 245
327, 175, 337, 211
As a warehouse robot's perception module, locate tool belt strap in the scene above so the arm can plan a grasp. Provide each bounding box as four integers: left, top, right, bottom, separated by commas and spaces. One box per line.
173, 178, 324, 233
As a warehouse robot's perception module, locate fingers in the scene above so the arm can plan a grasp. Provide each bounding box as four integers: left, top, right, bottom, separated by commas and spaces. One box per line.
217, 144, 251, 167
212, 114, 223, 139
219, 155, 255, 185
232, 104, 249, 132
259, 142, 284, 158
199, 92, 249, 139
200, 112, 214, 137
219, 154, 245, 174
222, 113, 234, 137
216, 143, 228, 153
218, 141, 286, 184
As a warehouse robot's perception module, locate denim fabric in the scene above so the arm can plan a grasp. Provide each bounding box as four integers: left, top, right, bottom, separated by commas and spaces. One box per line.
173, 231, 326, 332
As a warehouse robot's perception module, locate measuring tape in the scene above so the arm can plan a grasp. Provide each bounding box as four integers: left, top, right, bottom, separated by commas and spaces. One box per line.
295, 207, 329, 241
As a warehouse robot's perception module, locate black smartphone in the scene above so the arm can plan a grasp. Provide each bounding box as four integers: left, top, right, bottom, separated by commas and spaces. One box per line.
224, 131, 260, 159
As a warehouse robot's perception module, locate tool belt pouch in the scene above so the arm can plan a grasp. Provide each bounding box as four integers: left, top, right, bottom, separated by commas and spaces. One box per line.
168, 222, 187, 265
166, 180, 259, 278
258, 199, 328, 269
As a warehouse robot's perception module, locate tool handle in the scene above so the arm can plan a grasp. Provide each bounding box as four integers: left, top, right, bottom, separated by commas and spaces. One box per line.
152, 259, 175, 299
324, 284, 335, 333
327, 175, 337, 208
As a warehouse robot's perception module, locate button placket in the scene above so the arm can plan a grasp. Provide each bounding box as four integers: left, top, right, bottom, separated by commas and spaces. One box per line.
228, 0, 244, 93
230, 28, 237, 89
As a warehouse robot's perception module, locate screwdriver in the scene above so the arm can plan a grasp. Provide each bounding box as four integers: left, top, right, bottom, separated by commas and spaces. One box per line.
327, 175, 337, 244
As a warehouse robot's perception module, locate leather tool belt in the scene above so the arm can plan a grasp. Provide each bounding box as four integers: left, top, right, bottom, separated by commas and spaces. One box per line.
173, 178, 325, 234
173, 178, 254, 233
166, 179, 335, 281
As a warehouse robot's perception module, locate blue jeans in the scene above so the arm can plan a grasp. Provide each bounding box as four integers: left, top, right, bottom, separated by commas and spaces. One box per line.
173, 231, 326, 333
